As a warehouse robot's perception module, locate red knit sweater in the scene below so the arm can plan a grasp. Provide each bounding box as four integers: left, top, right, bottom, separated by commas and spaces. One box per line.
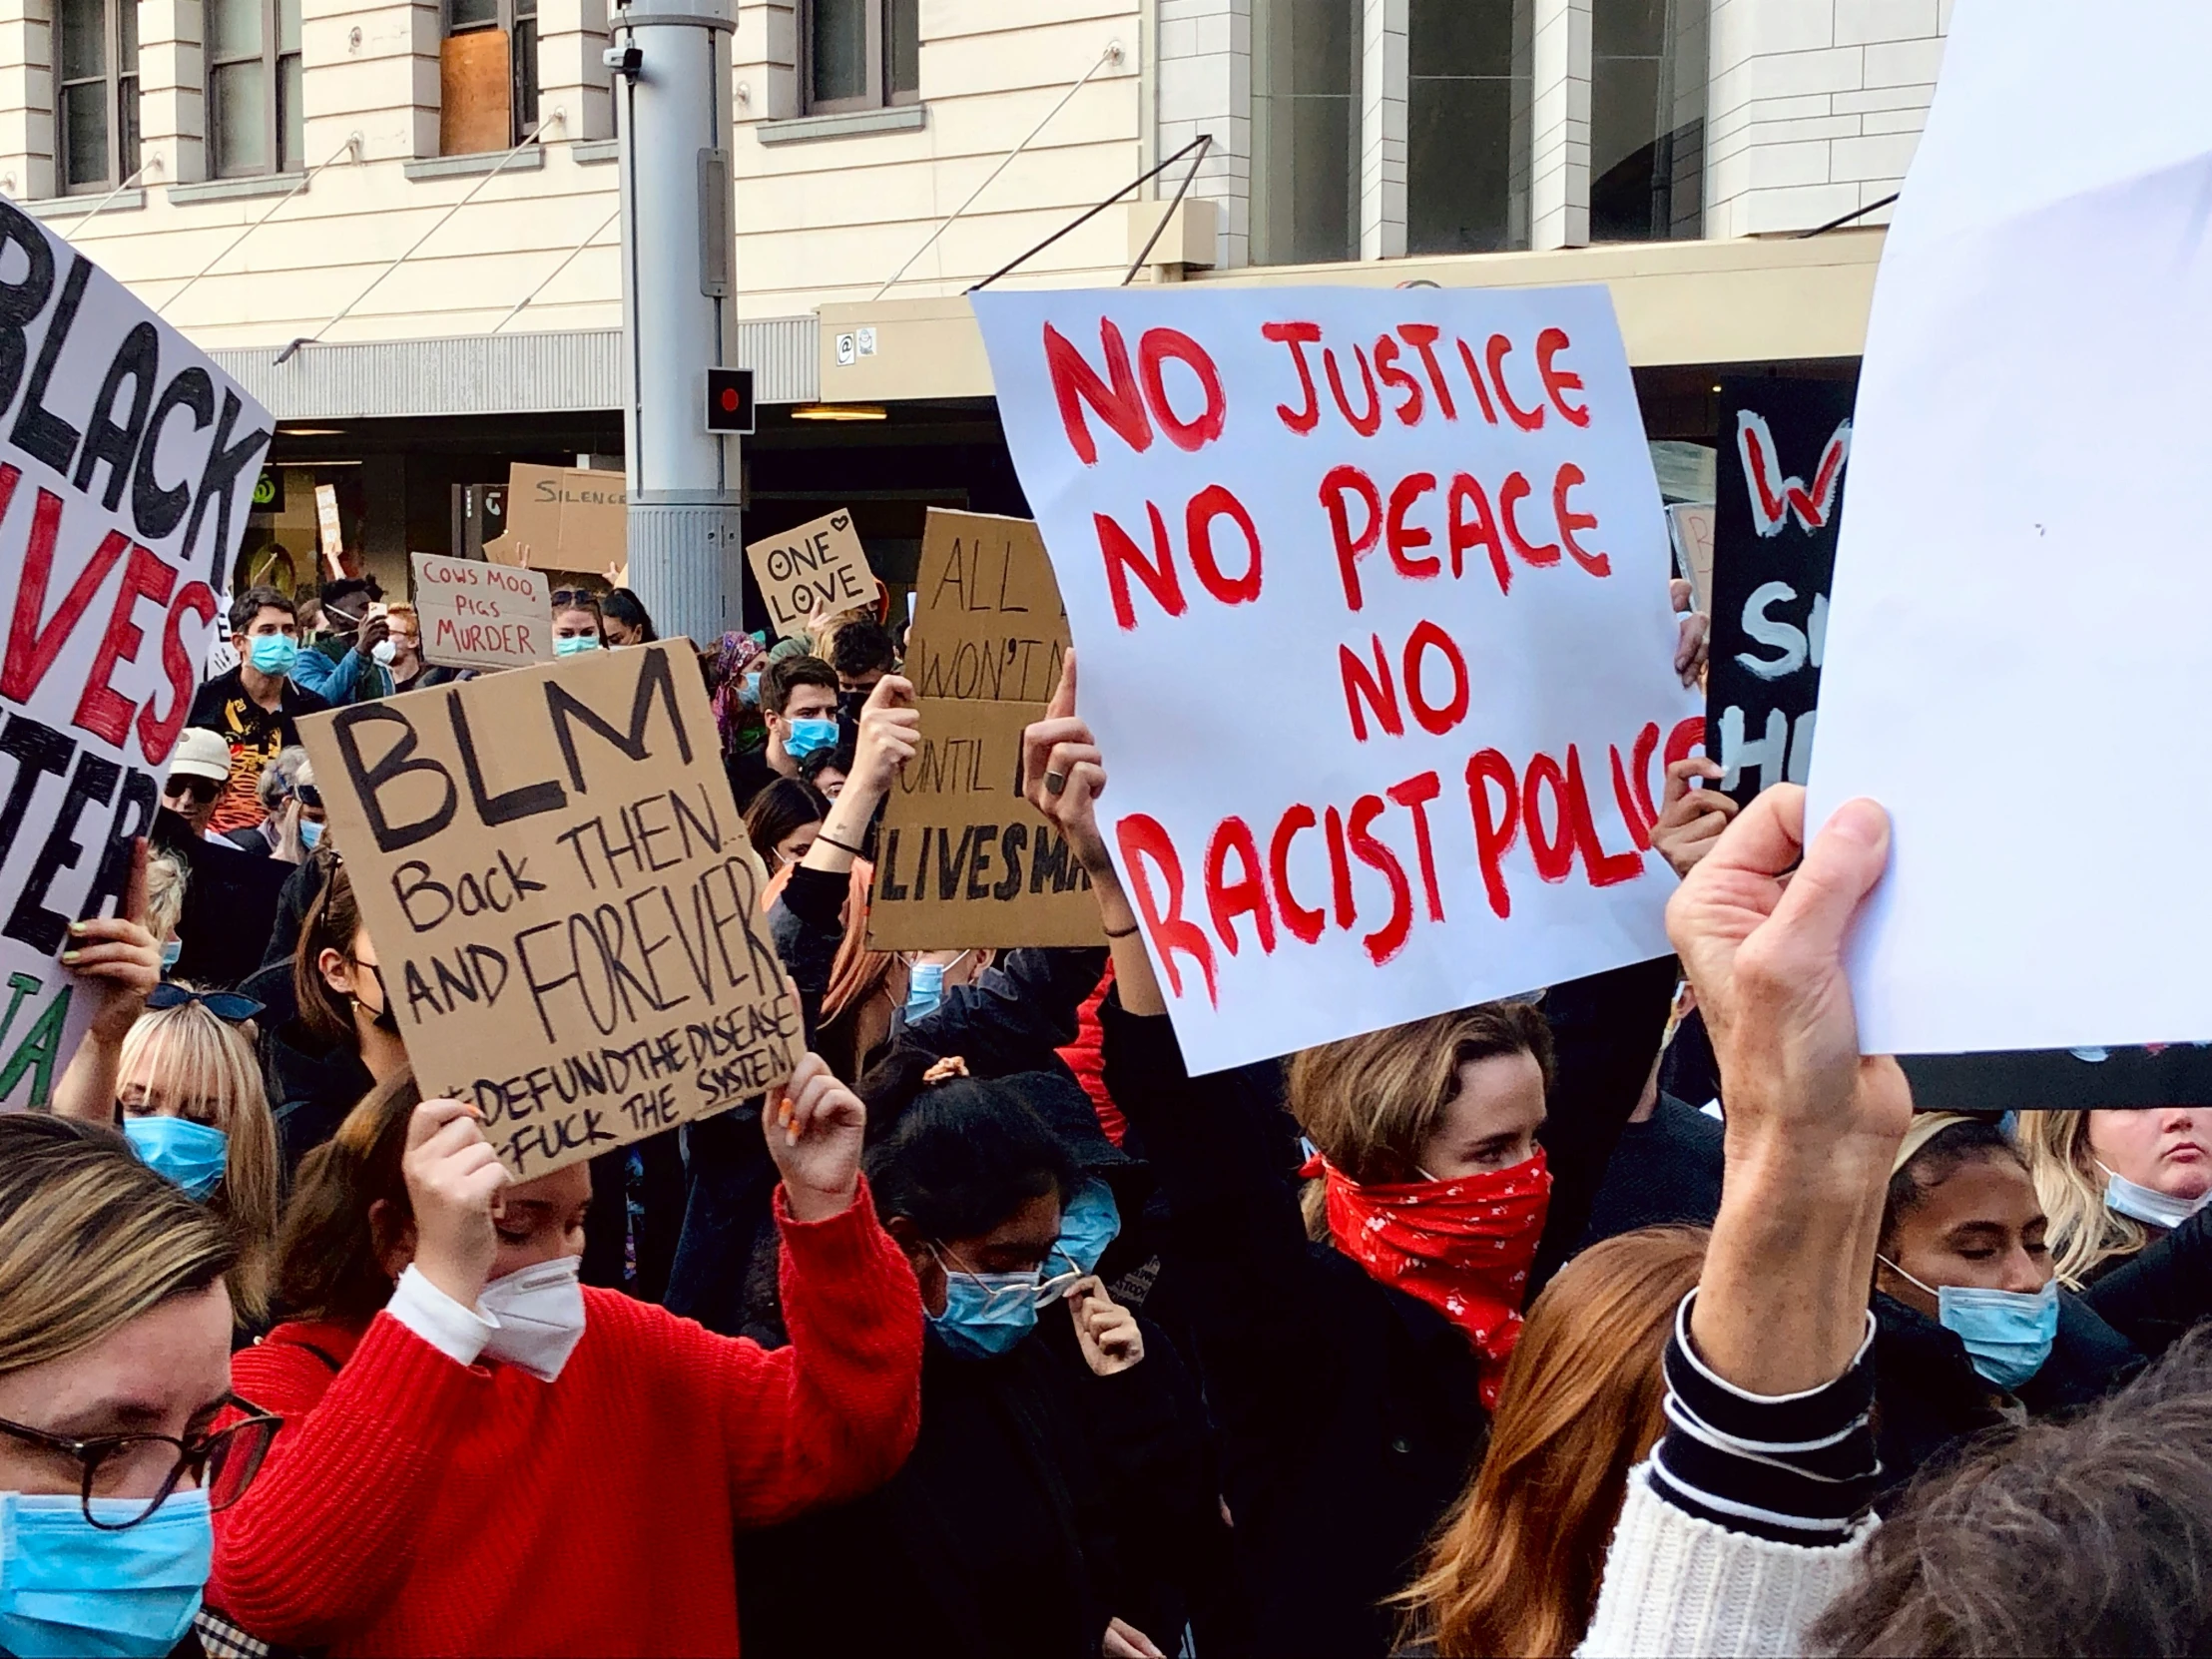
211, 1184, 921, 1657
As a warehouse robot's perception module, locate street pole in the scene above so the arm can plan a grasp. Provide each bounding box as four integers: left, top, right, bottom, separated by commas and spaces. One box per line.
609, 0, 741, 648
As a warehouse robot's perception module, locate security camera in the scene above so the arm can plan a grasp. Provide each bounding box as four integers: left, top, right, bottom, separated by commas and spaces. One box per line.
603, 43, 642, 76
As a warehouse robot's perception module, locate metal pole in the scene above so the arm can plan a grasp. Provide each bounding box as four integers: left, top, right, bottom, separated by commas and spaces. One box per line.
612, 0, 740, 649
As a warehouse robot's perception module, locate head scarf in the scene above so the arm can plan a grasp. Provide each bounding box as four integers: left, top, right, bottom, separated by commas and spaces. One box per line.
705, 632, 767, 755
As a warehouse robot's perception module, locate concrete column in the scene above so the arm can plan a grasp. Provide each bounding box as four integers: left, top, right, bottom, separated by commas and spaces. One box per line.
138, 0, 203, 184
733, 0, 794, 123
537, 0, 610, 141
0, 0, 56, 201
1358, 0, 1403, 260
1529, 0, 1588, 249
1156, 0, 1248, 270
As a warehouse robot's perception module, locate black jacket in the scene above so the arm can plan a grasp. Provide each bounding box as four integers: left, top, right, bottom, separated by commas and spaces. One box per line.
1580, 1091, 1724, 1247
1099, 956, 1676, 1659
1871, 1289, 2142, 1506
265, 1017, 374, 1177
2082, 1204, 2212, 1359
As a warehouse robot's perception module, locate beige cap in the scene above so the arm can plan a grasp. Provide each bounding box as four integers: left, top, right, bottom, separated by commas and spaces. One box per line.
1893, 1111, 1984, 1176
168, 727, 233, 785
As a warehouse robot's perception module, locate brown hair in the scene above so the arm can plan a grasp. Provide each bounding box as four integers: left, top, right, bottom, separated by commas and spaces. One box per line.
1290, 999, 1554, 1237
1395, 1225, 1706, 1656
119, 998, 283, 1324
294, 861, 367, 1047
275, 1069, 420, 1325
0, 1115, 236, 1379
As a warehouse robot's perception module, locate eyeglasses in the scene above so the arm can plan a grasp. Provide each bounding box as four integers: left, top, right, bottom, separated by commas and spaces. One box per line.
146, 983, 266, 1024
935, 1245, 1086, 1313
293, 783, 323, 811
164, 777, 220, 807
0, 1399, 281, 1529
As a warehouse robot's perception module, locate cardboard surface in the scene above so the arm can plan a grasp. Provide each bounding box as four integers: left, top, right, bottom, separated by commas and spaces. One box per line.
865, 699, 1102, 951
904, 509, 1071, 705
298, 643, 804, 1178
1666, 502, 1714, 614
411, 552, 554, 672
0, 200, 274, 1107
976, 284, 1696, 1073
482, 464, 628, 576
314, 483, 349, 580
744, 509, 875, 636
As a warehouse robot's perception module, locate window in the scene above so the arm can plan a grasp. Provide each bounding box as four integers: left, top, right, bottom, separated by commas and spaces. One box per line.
444, 0, 537, 151
805, 0, 919, 114
1406, 0, 1531, 255
1250, 0, 1360, 267
56, 0, 140, 193
208, 0, 302, 178
1590, 0, 1707, 242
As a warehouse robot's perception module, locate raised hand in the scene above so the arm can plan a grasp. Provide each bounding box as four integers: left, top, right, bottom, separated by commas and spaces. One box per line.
1021, 651, 1111, 879
1066, 1277, 1145, 1377
64, 837, 163, 1044
1648, 757, 1742, 879
402, 1099, 511, 1308
847, 674, 920, 801
766, 1052, 866, 1223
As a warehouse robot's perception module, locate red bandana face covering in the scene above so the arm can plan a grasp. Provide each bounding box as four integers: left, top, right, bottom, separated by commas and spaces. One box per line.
1305, 1148, 1552, 1409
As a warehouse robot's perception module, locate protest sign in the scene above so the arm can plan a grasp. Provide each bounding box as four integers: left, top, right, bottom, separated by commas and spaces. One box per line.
1706, 377, 1853, 804
482, 463, 627, 576
1808, 0, 2212, 1058
297, 643, 803, 1178
1666, 501, 1713, 612
410, 552, 554, 671
975, 286, 1697, 1072
314, 483, 347, 578
744, 509, 875, 636
867, 507, 1098, 951
0, 201, 274, 1108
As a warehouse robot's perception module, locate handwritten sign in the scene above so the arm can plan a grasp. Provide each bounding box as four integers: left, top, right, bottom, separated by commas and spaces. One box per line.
1666, 501, 1714, 613
297, 643, 804, 1178
482, 463, 627, 575
976, 286, 1697, 1073
868, 508, 1098, 951
0, 201, 273, 1107
744, 508, 874, 635
1707, 377, 1853, 803
314, 482, 346, 579
410, 552, 554, 672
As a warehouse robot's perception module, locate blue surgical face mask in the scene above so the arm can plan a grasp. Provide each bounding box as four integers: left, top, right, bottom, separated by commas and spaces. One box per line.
0, 1488, 212, 1659
927, 1248, 1042, 1361
903, 961, 946, 1025
122, 1115, 229, 1202
158, 939, 183, 972
247, 633, 297, 676
297, 819, 322, 851
554, 634, 601, 658
783, 716, 838, 760
1884, 1257, 2058, 1390
1057, 1178, 1122, 1277
2100, 1164, 2212, 1232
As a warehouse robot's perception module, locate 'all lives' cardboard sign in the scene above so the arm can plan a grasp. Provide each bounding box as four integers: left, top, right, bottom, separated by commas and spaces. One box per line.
0, 202, 274, 1109
299, 642, 804, 1178
866, 509, 1101, 952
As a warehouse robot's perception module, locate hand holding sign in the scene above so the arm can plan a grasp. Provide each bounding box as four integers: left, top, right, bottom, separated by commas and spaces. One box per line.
1648, 758, 1739, 879
403, 1097, 513, 1309
767, 1051, 866, 1223
1021, 652, 1111, 879
849, 675, 920, 800
61, 838, 162, 1045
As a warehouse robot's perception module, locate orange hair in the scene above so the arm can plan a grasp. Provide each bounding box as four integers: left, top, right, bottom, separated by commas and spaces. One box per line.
1395, 1225, 1707, 1656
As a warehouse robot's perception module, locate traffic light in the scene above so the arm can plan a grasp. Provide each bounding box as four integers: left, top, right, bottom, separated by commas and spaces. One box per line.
705, 367, 756, 435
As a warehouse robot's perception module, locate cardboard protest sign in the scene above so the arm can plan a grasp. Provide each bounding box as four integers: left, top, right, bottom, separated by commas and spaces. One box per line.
867, 508, 1099, 951
1706, 377, 1854, 804
482, 463, 627, 576
744, 509, 875, 636
410, 552, 554, 672
314, 483, 347, 579
976, 286, 1697, 1073
297, 643, 804, 1177
0, 202, 274, 1108
1666, 501, 1713, 613
1807, 0, 2212, 1058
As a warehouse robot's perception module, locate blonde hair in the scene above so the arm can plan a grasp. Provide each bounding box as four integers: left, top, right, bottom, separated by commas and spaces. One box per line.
145, 850, 188, 944
119, 998, 282, 1324
1395, 1226, 1706, 1656
2020, 1110, 2145, 1288
1290, 1000, 1553, 1238
0, 1115, 235, 1379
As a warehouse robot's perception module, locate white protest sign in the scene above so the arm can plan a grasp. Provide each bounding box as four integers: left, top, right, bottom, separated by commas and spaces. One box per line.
0, 204, 273, 1107
410, 552, 553, 671
975, 286, 1697, 1073
1808, 0, 2212, 1056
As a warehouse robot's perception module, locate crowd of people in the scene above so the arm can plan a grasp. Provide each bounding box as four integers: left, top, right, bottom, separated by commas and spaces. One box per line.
9, 565, 2212, 1659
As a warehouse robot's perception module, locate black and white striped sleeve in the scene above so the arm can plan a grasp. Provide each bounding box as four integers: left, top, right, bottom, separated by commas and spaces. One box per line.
1648, 1290, 1881, 1545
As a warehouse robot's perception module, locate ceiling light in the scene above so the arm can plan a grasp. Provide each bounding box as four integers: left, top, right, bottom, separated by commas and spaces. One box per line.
1709, 384, 1723, 394
791, 403, 887, 422
278, 426, 347, 436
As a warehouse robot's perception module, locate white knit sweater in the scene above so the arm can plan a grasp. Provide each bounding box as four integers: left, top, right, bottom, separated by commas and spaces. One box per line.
1576, 1463, 1878, 1658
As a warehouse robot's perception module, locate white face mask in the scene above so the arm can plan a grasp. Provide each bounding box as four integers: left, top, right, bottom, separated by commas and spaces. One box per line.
478, 1256, 587, 1382
2101, 1163, 2212, 1232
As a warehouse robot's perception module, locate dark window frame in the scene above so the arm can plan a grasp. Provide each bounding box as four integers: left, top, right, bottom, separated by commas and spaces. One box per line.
56, 0, 140, 194
801, 0, 919, 116
207, 0, 302, 179
444, 0, 539, 147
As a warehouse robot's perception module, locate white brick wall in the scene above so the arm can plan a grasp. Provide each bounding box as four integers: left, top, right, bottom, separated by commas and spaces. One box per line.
1528, 0, 1587, 250
1705, 0, 1945, 239
1155, 0, 1248, 267
1358, 0, 1403, 260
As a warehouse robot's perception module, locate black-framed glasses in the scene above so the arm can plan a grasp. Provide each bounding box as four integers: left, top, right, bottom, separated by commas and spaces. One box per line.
0, 1398, 281, 1529
146, 983, 266, 1024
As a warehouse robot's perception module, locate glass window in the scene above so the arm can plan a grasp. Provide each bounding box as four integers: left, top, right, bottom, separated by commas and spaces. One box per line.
887, 0, 918, 100
57, 0, 140, 193
209, 0, 282, 177
1406, 0, 1531, 255
1590, 0, 1707, 242
1251, 0, 1360, 267
806, 0, 916, 113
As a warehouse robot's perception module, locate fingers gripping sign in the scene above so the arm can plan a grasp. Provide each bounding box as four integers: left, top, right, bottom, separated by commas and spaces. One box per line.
403, 1098, 514, 1309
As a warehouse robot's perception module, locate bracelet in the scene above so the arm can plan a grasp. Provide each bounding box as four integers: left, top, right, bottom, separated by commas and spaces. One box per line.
1103, 921, 1141, 939
815, 831, 866, 856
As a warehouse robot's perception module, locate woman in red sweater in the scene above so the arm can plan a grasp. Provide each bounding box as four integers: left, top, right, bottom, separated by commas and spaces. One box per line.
208, 1056, 922, 1656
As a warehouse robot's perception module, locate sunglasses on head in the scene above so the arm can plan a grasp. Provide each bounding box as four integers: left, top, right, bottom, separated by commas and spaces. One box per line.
165, 776, 220, 806
550, 589, 601, 609
146, 983, 265, 1024
294, 783, 323, 811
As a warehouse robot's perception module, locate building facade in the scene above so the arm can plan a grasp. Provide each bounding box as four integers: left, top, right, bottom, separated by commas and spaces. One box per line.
0, 0, 1947, 613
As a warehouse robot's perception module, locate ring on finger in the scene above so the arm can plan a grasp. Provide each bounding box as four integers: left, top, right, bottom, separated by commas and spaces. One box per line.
1044, 770, 1068, 795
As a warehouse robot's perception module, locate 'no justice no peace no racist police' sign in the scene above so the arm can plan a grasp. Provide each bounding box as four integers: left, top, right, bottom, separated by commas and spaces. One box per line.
976, 285, 1700, 1073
